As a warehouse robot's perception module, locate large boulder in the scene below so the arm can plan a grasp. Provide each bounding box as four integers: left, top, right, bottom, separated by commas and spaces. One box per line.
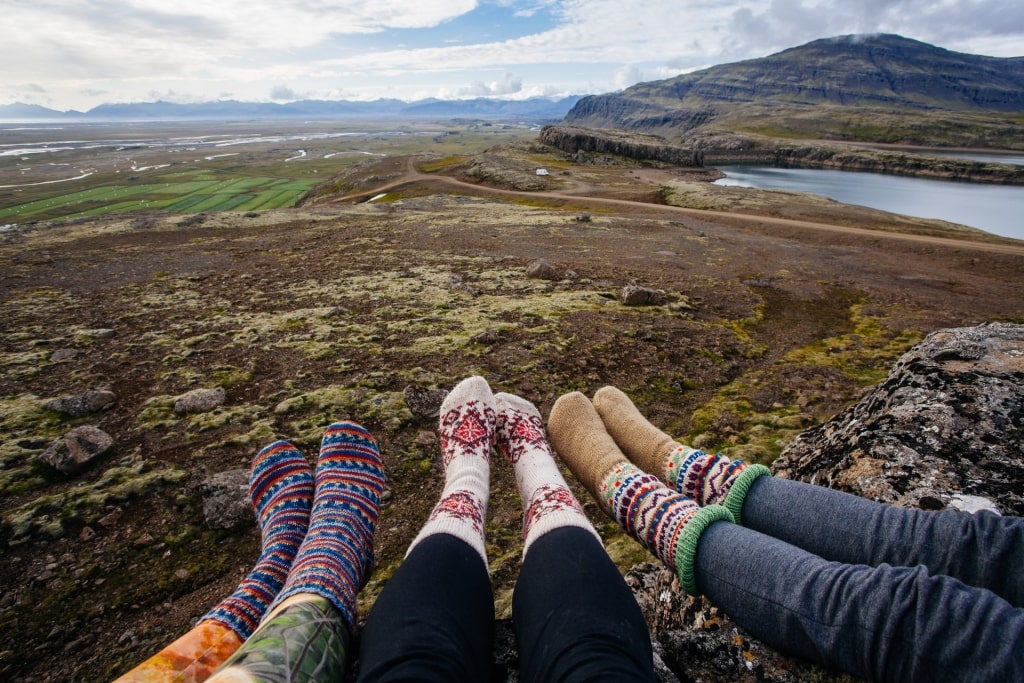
774, 321, 1023, 515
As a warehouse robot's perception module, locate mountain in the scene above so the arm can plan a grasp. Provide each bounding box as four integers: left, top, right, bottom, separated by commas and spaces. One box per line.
0, 96, 583, 121
564, 34, 1024, 145
0, 102, 78, 119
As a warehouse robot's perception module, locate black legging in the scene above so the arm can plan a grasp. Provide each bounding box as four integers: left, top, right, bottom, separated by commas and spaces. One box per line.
358, 528, 655, 682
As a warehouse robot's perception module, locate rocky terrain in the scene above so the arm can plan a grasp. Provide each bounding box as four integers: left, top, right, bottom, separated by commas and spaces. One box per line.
1, 147, 1023, 681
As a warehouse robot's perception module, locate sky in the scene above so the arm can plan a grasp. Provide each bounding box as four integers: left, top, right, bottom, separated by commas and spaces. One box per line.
3, 0, 1023, 112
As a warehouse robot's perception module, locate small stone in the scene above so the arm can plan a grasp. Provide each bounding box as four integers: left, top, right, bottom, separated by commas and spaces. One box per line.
526, 258, 560, 280
79, 526, 96, 541
403, 386, 448, 419
174, 569, 190, 580
620, 284, 666, 306
173, 387, 226, 414
470, 329, 501, 345
42, 390, 117, 417
38, 426, 115, 475
97, 507, 124, 528
201, 469, 253, 530
50, 348, 80, 362
133, 533, 155, 547
88, 328, 117, 339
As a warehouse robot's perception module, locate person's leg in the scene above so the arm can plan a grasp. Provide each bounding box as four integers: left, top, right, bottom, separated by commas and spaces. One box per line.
208, 421, 384, 683
696, 520, 1024, 683
358, 376, 497, 682
592, 386, 769, 523
357, 534, 494, 682
514, 527, 656, 682
743, 475, 1024, 607
114, 442, 314, 683
493, 392, 654, 682
206, 597, 350, 683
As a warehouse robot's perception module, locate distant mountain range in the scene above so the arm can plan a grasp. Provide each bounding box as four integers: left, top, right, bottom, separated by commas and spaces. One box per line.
565, 34, 1024, 146
0, 96, 583, 121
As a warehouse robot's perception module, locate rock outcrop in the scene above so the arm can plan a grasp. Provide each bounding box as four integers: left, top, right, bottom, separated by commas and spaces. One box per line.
774, 321, 1023, 514
539, 125, 703, 166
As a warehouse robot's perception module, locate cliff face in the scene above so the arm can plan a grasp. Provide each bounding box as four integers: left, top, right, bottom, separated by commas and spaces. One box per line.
564, 34, 1024, 142
538, 125, 703, 165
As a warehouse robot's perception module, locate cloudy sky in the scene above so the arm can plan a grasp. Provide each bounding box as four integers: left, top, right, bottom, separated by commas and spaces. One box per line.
3, 0, 1023, 112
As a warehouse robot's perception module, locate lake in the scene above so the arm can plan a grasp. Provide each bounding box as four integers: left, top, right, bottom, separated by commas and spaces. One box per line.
714, 165, 1024, 241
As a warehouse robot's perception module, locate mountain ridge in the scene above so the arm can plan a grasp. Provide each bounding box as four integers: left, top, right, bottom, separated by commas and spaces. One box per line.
0, 96, 582, 121
564, 34, 1024, 145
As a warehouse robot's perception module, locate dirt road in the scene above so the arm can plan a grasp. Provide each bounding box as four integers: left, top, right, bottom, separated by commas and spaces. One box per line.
328, 157, 1024, 257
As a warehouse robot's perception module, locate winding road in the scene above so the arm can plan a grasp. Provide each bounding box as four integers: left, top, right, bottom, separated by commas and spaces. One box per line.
327, 157, 1024, 257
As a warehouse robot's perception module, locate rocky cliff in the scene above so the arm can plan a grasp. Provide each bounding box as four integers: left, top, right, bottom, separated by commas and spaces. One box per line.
538, 125, 703, 166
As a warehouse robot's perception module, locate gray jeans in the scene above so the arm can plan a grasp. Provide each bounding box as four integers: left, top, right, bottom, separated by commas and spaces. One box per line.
695, 477, 1024, 682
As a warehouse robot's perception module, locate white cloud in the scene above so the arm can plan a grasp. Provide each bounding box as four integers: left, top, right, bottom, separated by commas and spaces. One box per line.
1, 0, 1021, 110
439, 73, 524, 99
613, 65, 645, 90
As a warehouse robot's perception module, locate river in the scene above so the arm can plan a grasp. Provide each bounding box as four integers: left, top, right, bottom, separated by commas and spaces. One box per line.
714, 166, 1024, 241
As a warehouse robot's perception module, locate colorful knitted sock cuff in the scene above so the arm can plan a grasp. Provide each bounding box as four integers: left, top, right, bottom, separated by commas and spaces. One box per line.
202, 441, 314, 638
270, 423, 383, 628
673, 504, 735, 595
721, 464, 772, 525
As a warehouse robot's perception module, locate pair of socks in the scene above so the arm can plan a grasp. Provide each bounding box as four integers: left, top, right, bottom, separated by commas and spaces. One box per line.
117, 423, 382, 682
408, 376, 599, 566
203, 423, 384, 636
548, 388, 769, 594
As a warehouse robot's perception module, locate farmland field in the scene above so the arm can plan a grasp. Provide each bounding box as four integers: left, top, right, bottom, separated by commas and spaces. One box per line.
0, 119, 537, 223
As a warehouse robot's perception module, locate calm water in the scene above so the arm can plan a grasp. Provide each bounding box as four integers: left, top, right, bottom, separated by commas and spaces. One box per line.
715, 166, 1024, 240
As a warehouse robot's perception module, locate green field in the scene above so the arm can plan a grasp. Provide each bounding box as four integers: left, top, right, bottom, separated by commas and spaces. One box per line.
0, 120, 540, 224
0, 171, 319, 222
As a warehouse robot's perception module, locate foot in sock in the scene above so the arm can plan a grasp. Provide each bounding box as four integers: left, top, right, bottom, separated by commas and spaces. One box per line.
267, 421, 384, 628
548, 392, 732, 594
202, 441, 315, 638
407, 375, 496, 565
592, 386, 770, 523
494, 392, 600, 556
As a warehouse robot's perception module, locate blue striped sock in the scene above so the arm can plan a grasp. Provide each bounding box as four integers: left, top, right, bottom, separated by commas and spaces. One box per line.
202, 441, 314, 638
268, 422, 384, 627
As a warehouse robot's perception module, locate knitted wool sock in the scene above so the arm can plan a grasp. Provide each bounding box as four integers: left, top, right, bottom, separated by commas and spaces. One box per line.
494, 392, 601, 557
593, 386, 770, 524
266, 422, 384, 628
549, 392, 732, 594
201, 441, 314, 639
407, 376, 495, 566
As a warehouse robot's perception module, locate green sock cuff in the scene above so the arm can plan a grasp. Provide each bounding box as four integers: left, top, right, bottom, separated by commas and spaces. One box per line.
722, 464, 771, 525
673, 504, 735, 595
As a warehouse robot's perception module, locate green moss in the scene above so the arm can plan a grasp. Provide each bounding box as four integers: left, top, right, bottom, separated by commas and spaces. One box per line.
137, 395, 180, 428
3, 453, 188, 538
212, 366, 253, 388
187, 404, 265, 433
